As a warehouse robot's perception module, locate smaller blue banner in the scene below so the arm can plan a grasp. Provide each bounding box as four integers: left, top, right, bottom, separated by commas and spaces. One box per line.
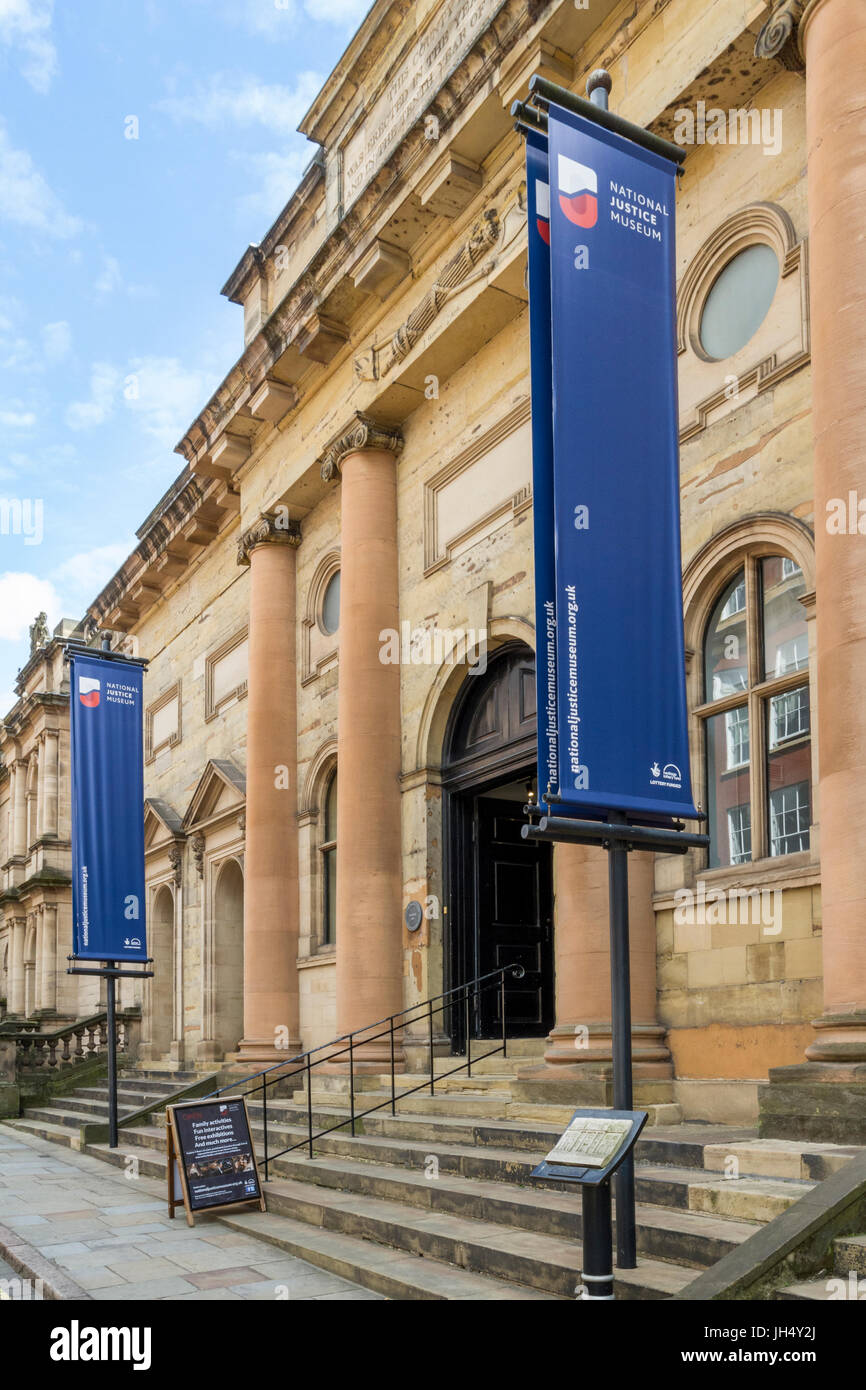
70, 653, 147, 961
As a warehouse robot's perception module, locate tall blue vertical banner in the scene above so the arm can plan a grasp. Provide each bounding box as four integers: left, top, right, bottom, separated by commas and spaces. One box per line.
527, 103, 698, 823
70, 653, 147, 961
526, 128, 559, 802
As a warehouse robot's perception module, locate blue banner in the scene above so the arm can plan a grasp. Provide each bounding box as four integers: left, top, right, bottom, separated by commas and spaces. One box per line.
526, 128, 559, 803
529, 103, 697, 823
70, 653, 147, 961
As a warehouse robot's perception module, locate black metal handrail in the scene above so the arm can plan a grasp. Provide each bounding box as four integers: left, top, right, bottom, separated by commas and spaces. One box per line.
200, 963, 526, 1179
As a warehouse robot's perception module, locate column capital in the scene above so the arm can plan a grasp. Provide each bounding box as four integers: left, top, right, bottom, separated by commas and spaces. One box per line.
754, 0, 807, 70
319, 413, 403, 483
237, 511, 301, 567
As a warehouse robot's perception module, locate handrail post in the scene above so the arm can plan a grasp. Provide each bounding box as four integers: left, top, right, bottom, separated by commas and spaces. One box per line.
501, 969, 507, 1059
428, 1001, 435, 1095
348, 1035, 356, 1137
262, 1079, 269, 1182
465, 984, 471, 1078
390, 1018, 396, 1116
306, 1057, 314, 1158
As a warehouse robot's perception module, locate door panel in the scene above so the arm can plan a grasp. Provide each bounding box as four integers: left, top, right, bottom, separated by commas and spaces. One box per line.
475, 796, 553, 1037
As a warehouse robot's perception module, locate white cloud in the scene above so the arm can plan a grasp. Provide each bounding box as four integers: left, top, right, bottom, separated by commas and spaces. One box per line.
305, 0, 369, 23
65, 362, 120, 430
0, 0, 57, 93
52, 540, 134, 600
0, 121, 80, 238
235, 148, 311, 222
123, 356, 215, 451
158, 71, 323, 138
94, 254, 122, 297
0, 407, 35, 427
41, 318, 70, 361
0, 569, 58, 642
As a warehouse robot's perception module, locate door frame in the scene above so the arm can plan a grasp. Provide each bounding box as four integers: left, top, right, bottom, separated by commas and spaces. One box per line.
441, 642, 544, 1052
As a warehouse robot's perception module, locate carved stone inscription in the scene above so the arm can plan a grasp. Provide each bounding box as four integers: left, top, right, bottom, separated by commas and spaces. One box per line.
341, 0, 500, 208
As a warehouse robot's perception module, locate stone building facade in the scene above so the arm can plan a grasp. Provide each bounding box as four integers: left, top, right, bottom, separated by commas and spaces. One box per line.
0, 621, 99, 1024
7, 0, 865, 1131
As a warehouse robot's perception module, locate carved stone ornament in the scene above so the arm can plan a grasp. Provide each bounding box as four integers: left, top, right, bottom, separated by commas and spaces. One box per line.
319, 414, 404, 483
191, 833, 205, 878
237, 510, 302, 567
29, 611, 49, 655
754, 0, 806, 71
167, 843, 183, 887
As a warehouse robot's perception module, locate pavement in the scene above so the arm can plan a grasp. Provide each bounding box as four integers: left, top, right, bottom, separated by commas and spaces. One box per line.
0, 1124, 383, 1301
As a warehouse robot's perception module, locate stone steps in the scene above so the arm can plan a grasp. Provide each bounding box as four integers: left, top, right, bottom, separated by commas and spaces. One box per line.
255, 1177, 694, 1300
216, 1209, 563, 1300
8, 1064, 866, 1301
81, 1122, 764, 1268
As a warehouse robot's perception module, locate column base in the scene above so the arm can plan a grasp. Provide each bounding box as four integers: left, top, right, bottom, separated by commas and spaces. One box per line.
231, 1036, 303, 1068
541, 1020, 673, 1077
318, 1035, 407, 1074
759, 1058, 866, 1144
805, 1011, 866, 1063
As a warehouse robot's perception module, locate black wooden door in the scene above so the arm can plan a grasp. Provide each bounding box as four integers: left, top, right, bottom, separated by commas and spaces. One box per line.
474, 796, 553, 1037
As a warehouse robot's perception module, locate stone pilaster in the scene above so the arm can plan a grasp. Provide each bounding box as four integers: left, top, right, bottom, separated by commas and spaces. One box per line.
8, 917, 25, 1017
234, 511, 303, 1064
320, 415, 406, 1067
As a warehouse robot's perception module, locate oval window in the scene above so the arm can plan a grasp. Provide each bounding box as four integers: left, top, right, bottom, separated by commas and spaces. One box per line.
321, 570, 340, 635
699, 244, 779, 360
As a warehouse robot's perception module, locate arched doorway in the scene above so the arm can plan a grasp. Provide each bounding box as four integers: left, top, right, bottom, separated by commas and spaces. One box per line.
213, 858, 244, 1057
443, 643, 554, 1047
148, 885, 174, 1059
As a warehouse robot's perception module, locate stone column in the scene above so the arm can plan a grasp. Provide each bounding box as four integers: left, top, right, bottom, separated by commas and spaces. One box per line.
11, 761, 26, 859
37, 904, 57, 1015
235, 513, 302, 1064
542, 844, 671, 1076
320, 415, 405, 1066
797, 0, 866, 1061
7, 917, 25, 1018
43, 731, 59, 838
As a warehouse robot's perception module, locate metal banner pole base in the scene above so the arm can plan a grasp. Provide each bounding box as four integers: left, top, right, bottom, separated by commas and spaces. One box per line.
106, 960, 118, 1150
579, 1182, 614, 1299
608, 814, 636, 1268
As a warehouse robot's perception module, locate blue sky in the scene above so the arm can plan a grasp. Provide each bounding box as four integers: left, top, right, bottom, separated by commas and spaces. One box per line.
0, 0, 368, 710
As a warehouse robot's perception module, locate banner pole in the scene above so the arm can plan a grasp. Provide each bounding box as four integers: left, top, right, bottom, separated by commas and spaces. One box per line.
607, 815, 636, 1268
106, 960, 119, 1150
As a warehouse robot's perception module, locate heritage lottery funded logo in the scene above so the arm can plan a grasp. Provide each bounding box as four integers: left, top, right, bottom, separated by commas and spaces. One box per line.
557, 154, 598, 227
78, 675, 100, 707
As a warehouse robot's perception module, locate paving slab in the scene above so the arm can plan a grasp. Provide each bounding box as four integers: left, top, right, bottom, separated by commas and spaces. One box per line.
0, 1122, 383, 1300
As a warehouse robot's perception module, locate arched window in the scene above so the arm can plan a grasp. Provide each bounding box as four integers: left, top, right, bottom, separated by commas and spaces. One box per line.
700, 555, 811, 868
321, 570, 341, 635
321, 770, 337, 945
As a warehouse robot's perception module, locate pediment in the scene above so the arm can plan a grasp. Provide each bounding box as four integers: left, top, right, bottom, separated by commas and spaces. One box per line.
183, 758, 246, 832
144, 798, 184, 851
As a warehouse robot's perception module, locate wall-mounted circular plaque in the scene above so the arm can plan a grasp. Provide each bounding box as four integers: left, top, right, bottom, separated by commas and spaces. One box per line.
404, 901, 423, 932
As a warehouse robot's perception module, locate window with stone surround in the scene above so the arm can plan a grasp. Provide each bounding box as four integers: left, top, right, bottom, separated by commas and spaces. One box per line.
145, 681, 181, 762
205, 628, 248, 722
699, 555, 812, 870
320, 769, 337, 947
